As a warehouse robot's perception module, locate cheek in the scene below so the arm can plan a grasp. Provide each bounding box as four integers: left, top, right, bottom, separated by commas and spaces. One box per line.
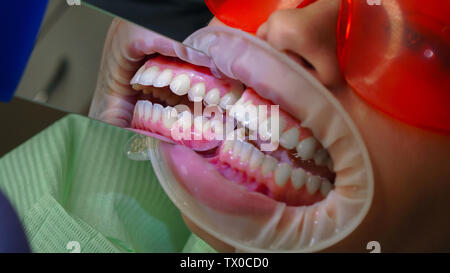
330, 86, 450, 249
337, 87, 450, 185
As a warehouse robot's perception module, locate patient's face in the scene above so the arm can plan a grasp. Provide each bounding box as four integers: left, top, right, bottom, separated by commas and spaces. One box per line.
185, 0, 450, 252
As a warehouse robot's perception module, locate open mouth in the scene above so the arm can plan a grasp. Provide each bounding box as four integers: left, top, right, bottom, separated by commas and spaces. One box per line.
128, 54, 335, 207
91, 25, 373, 252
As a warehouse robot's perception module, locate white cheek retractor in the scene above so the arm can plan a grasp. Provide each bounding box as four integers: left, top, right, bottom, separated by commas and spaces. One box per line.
126, 26, 374, 252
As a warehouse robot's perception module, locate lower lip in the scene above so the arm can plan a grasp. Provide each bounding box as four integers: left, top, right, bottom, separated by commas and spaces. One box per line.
160, 142, 280, 215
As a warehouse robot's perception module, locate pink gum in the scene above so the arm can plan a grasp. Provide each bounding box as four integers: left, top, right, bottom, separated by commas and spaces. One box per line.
218, 144, 323, 206
144, 56, 236, 97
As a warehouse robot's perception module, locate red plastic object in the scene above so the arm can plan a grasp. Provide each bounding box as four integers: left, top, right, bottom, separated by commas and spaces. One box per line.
337, 0, 450, 132
205, 0, 317, 33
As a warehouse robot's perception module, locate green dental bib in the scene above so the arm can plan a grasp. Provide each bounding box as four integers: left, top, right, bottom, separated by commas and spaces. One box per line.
0, 114, 215, 253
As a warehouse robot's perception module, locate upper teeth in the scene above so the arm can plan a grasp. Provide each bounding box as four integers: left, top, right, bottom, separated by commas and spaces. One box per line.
219, 90, 241, 109
170, 74, 190, 96
140, 66, 160, 85
133, 64, 244, 112
153, 69, 173, 87
188, 83, 206, 102
204, 88, 221, 105
280, 127, 299, 150
296, 137, 317, 160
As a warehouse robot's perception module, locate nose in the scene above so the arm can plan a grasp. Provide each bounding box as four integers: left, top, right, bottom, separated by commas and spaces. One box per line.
256, 0, 344, 88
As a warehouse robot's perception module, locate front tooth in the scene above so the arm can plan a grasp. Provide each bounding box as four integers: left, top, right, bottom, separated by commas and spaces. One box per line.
143, 101, 152, 123
193, 116, 205, 133
296, 137, 318, 160
137, 101, 145, 119
258, 118, 271, 140
210, 118, 224, 139
249, 148, 264, 170
162, 106, 178, 129
188, 83, 206, 102
202, 120, 212, 139
153, 69, 173, 87
130, 65, 146, 85
177, 111, 192, 130
306, 175, 321, 195
274, 163, 292, 187
291, 168, 307, 190
280, 127, 299, 150
314, 148, 329, 166
320, 179, 333, 197
232, 141, 242, 158
240, 142, 253, 163
222, 140, 233, 153
152, 103, 163, 123
219, 90, 242, 109
140, 66, 160, 85
204, 88, 221, 105
261, 155, 277, 177
258, 115, 286, 141
170, 74, 190, 96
